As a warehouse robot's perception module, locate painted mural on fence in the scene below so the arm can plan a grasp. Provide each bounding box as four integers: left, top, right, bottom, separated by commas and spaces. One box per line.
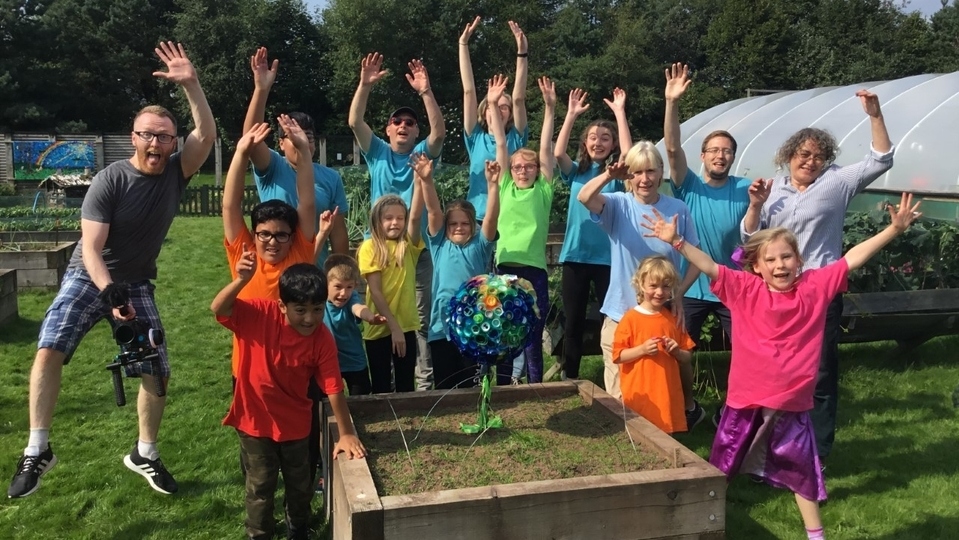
13, 140, 95, 180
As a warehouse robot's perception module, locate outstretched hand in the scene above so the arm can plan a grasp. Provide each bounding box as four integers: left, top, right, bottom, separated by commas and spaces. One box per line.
567, 88, 590, 117
277, 114, 309, 149
748, 178, 772, 207
237, 123, 272, 154
538, 76, 556, 107
154, 42, 198, 86
664, 63, 691, 101
856, 89, 883, 118
360, 53, 388, 86
410, 153, 434, 182
236, 243, 257, 281
640, 208, 679, 244
487, 74, 508, 104
406, 59, 431, 94
508, 20, 527, 53
250, 47, 279, 89
603, 87, 627, 114
606, 161, 630, 180
332, 434, 367, 460
887, 192, 922, 232
484, 160, 502, 189
460, 16, 481, 44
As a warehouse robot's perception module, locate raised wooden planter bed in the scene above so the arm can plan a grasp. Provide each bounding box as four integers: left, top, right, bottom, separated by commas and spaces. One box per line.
0, 269, 17, 326
841, 289, 959, 352
0, 241, 76, 289
324, 381, 726, 540
0, 230, 81, 244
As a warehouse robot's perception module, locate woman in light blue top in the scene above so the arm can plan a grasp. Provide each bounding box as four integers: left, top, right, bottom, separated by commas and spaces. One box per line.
551, 86, 631, 379
458, 16, 529, 221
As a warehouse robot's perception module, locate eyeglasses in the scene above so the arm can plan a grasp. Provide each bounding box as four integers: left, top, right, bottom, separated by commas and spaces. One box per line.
496, 104, 511, 112
704, 147, 734, 157
511, 164, 539, 172
390, 117, 417, 127
795, 150, 827, 166
254, 230, 292, 243
134, 131, 175, 144
282, 132, 316, 144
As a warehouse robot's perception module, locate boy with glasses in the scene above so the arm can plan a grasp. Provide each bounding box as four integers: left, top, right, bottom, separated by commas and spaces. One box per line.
348, 52, 446, 391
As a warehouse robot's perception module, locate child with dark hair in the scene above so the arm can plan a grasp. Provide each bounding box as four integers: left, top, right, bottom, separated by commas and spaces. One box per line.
213, 259, 366, 540
323, 254, 385, 396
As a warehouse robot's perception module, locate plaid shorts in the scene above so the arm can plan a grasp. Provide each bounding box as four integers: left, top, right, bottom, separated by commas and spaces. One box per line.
38, 268, 170, 377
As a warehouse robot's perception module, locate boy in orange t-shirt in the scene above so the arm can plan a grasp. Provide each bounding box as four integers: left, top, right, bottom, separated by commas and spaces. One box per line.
213, 256, 365, 540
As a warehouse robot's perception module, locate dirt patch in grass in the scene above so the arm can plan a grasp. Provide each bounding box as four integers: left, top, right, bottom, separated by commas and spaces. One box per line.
355, 393, 672, 496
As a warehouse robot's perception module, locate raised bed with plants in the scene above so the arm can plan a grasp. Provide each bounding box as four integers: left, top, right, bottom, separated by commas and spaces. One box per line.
0, 241, 77, 289
324, 381, 726, 540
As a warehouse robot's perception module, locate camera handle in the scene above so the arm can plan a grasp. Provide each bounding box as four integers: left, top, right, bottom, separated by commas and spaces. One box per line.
106, 351, 166, 407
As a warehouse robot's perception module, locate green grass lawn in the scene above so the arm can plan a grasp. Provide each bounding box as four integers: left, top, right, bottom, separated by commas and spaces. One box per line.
1, 216, 959, 538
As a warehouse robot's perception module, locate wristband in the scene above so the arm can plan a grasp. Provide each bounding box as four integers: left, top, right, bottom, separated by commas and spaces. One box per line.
671, 236, 685, 251
516, 52, 528, 58
418, 87, 431, 96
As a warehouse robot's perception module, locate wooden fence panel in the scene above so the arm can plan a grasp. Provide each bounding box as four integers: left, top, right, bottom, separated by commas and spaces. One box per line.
178, 185, 259, 216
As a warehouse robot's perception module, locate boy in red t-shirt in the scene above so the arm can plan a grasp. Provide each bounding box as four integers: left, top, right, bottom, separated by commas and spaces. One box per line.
213, 253, 366, 540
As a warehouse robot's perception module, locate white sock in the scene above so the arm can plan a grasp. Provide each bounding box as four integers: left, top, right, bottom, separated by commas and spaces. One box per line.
25, 429, 50, 457
138, 440, 159, 461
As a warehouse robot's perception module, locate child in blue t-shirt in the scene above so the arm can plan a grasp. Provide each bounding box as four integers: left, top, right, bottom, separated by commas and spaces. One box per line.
412, 150, 499, 390
551, 86, 630, 379
322, 254, 386, 396
458, 16, 529, 221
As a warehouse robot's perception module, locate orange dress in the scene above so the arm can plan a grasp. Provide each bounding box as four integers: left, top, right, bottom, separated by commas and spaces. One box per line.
612, 307, 695, 434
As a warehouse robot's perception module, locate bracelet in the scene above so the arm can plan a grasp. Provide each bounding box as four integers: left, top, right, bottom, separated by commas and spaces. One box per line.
418, 87, 431, 96
516, 52, 528, 58
672, 236, 685, 251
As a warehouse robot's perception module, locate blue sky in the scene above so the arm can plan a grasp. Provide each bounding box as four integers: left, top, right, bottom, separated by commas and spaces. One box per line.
302, 0, 951, 18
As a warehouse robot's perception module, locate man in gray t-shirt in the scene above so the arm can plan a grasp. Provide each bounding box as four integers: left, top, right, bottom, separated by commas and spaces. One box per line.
7, 42, 216, 500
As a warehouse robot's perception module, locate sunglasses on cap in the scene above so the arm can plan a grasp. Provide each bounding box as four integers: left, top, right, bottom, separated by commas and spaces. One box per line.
390, 117, 417, 127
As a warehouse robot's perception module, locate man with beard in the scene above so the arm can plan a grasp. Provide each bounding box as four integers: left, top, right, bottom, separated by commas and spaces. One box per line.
663, 63, 752, 429
7, 42, 215, 498
348, 52, 446, 391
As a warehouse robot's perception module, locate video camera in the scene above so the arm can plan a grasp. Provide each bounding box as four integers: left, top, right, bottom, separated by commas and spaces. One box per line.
106, 318, 166, 406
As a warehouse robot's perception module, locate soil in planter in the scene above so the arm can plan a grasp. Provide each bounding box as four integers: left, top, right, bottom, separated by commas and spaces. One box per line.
354, 393, 672, 496
0, 242, 69, 251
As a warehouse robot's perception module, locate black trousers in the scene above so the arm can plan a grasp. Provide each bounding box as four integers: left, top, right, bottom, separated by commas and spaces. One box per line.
812, 294, 844, 459
560, 262, 611, 378
237, 432, 311, 540
341, 368, 372, 396
365, 332, 417, 393
682, 297, 733, 350
429, 339, 477, 390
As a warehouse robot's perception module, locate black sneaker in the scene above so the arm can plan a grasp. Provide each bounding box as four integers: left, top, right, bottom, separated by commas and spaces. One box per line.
685, 401, 707, 431
711, 405, 724, 428
7, 446, 58, 498
123, 445, 178, 494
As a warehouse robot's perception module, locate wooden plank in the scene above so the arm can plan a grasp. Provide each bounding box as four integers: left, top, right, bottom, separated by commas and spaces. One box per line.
0, 269, 16, 296
840, 313, 959, 343
379, 467, 725, 540
843, 289, 959, 315
328, 414, 385, 540
346, 382, 579, 415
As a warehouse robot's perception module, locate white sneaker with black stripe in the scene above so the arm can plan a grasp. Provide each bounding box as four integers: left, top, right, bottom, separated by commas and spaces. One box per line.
123, 445, 178, 494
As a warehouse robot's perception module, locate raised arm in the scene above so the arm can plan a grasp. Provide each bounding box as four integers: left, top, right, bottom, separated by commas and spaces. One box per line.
313, 208, 339, 261
643, 208, 719, 280
663, 63, 692, 186
554, 88, 589, 175
844, 193, 920, 271
857, 90, 891, 153
406, 59, 445, 157
409, 153, 432, 242
414, 152, 444, 237
211, 245, 255, 317
539, 78, 556, 182
741, 178, 771, 236
603, 87, 632, 156
348, 53, 388, 153
577, 161, 627, 214
458, 16, 481, 133
487, 75, 510, 174
223, 123, 271, 243
242, 47, 279, 171
276, 114, 316, 239
481, 160, 501, 242
509, 20, 529, 133
153, 42, 216, 178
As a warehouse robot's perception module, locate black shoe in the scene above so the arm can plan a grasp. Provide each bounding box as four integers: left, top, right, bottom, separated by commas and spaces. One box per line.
7, 446, 58, 498
123, 445, 178, 494
685, 401, 707, 431
711, 405, 724, 428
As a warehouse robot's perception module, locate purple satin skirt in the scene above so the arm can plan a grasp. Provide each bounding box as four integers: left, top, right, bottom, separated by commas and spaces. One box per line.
709, 406, 827, 502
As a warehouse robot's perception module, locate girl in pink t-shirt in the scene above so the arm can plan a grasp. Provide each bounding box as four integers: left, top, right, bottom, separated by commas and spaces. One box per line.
644, 193, 921, 540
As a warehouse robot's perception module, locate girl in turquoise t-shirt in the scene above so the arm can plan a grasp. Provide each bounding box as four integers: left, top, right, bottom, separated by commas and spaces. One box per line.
551, 86, 631, 379
492, 74, 555, 384
414, 145, 500, 389
458, 16, 529, 221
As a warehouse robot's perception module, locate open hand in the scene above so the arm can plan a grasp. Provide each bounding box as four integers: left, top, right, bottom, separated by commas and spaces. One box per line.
603, 87, 627, 114
538, 76, 556, 108
640, 208, 679, 244
567, 88, 590, 117
368, 314, 388, 325
237, 123, 272, 154
487, 74, 508, 104
664, 63, 691, 101
606, 161, 630, 180
410, 153, 434, 182
236, 243, 257, 281
250, 47, 279, 89
154, 42, 198, 86
748, 178, 771, 207
856, 89, 883, 118
459, 16, 481, 44
332, 434, 367, 460
406, 59, 431, 94
360, 53, 388, 86
508, 20, 527, 53
277, 114, 309, 149
887, 192, 922, 232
